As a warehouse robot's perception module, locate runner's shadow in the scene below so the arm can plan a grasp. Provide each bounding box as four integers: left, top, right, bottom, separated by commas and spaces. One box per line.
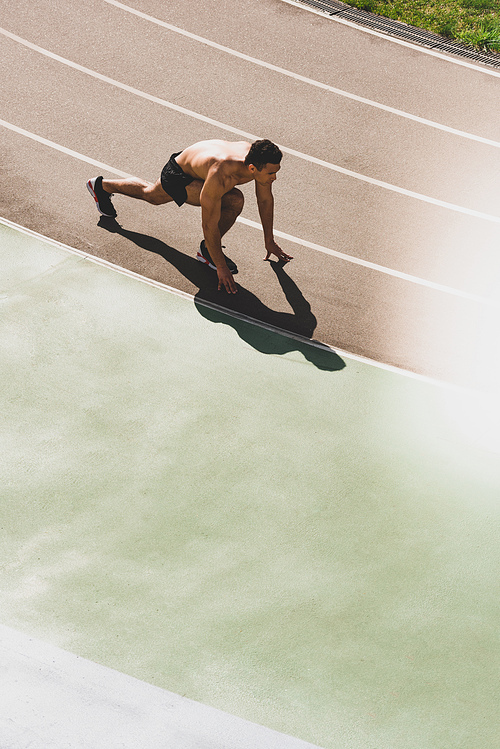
98, 218, 345, 371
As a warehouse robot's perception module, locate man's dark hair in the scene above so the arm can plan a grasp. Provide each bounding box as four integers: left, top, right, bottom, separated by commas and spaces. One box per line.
245, 139, 283, 170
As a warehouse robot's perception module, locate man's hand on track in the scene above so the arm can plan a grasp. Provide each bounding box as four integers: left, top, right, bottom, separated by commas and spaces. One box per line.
217, 266, 238, 294
264, 240, 293, 263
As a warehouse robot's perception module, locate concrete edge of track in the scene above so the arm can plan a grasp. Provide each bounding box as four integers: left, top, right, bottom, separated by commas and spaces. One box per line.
0, 217, 471, 392
0, 624, 325, 749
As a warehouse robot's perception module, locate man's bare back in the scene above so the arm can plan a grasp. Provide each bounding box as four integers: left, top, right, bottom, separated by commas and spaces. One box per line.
175, 140, 254, 184
87, 138, 292, 294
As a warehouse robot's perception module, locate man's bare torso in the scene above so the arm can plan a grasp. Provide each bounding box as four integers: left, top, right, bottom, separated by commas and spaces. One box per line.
175, 140, 252, 184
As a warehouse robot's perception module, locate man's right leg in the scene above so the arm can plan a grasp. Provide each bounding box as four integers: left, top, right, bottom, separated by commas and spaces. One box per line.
186, 185, 243, 274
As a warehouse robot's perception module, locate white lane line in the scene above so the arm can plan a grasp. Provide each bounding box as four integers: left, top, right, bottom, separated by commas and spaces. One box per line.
2, 27, 500, 225
0, 216, 473, 390
281, 0, 500, 80
103, 0, 500, 150
0, 118, 495, 307
0, 119, 135, 178
237, 217, 496, 305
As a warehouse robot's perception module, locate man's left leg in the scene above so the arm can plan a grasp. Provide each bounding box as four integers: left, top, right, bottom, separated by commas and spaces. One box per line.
193, 188, 244, 272
218, 188, 245, 238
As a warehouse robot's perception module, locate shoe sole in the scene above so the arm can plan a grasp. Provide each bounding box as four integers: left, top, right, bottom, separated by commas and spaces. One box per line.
196, 252, 238, 274
196, 245, 238, 274
196, 251, 217, 271
86, 179, 116, 217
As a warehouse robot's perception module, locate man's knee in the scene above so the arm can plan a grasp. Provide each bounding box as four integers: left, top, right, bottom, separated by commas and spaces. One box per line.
147, 192, 166, 205
145, 181, 171, 205
222, 188, 244, 214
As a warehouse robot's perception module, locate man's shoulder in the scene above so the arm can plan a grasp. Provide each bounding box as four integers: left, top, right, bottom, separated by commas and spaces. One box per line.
209, 151, 241, 169
206, 157, 245, 186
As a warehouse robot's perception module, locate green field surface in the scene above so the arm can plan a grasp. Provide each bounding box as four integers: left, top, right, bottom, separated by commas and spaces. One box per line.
343, 0, 500, 52
2, 220, 500, 748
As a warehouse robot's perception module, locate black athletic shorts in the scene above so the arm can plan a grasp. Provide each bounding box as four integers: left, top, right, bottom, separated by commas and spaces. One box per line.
160, 151, 195, 207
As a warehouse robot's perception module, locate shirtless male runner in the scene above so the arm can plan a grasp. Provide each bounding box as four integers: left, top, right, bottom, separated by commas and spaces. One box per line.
87, 139, 292, 294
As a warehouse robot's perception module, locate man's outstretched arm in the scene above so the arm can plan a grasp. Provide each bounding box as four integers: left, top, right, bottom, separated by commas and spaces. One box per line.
200, 178, 238, 294
255, 182, 293, 263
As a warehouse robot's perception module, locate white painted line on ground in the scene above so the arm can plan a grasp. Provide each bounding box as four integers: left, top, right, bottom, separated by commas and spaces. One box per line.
103, 0, 500, 150
0, 624, 324, 749
238, 217, 496, 305
2, 27, 500, 225
281, 0, 500, 80
0, 121, 493, 303
0, 121, 495, 306
0, 118, 135, 178
0, 28, 257, 137
0, 216, 477, 391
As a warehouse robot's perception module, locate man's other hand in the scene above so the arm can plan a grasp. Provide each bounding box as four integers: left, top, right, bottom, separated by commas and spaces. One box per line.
264, 240, 293, 263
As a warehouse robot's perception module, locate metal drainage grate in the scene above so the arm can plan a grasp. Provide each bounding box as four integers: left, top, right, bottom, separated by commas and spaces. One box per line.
290, 0, 500, 69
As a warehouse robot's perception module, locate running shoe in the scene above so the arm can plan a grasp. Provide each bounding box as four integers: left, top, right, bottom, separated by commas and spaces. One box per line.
86, 176, 117, 218
196, 240, 238, 274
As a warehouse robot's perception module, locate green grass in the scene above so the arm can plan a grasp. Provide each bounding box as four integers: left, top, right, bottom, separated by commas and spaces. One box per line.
341, 0, 500, 53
